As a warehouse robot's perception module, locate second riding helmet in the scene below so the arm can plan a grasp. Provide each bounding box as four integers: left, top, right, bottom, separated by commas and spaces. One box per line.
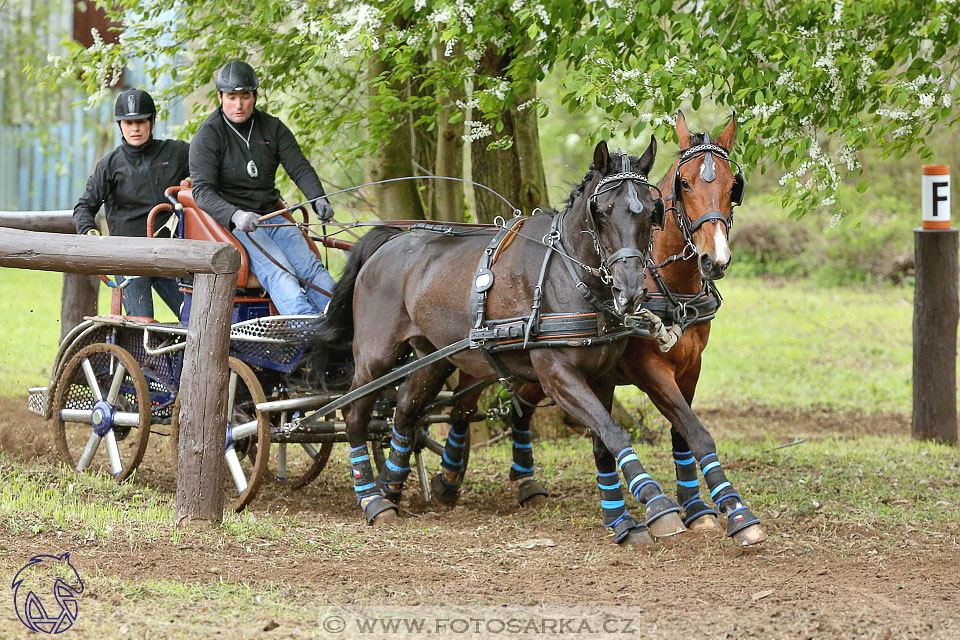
114, 88, 156, 121
216, 60, 259, 92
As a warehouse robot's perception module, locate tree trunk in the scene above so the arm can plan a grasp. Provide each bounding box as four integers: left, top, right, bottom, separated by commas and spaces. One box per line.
432, 41, 466, 223
511, 85, 548, 213
60, 274, 99, 341
470, 48, 547, 223
367, 55, 425, 220
410, 50, 437, 218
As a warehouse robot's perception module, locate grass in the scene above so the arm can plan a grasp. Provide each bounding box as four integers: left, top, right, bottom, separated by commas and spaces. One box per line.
1, 435, 957, 637
0, 266, 935, 416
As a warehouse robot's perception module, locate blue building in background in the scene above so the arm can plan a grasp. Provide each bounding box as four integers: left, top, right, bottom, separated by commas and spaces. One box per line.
0, 1, 186, 212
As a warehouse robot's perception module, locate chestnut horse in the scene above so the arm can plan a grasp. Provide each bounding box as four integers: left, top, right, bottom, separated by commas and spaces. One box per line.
312, 140, 693, 537
430, 113, 766, 547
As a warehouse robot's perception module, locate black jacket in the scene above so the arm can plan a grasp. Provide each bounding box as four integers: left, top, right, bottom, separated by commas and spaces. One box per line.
189, 108, 325, 227
73, 137, 190, 236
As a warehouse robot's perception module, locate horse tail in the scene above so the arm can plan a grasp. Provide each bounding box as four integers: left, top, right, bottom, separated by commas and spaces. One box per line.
312, 227, 403, 345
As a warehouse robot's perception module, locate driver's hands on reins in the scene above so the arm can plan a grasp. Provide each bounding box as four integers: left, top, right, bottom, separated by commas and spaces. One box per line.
232, 209, 259, 232
313, 197, 334, 221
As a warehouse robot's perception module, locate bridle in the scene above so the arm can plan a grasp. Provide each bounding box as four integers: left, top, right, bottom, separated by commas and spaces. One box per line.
584, 154, 666, 283
669, 135, 745, 248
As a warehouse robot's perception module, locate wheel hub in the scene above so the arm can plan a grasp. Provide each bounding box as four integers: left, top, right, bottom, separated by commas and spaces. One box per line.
91, 399, 116, 437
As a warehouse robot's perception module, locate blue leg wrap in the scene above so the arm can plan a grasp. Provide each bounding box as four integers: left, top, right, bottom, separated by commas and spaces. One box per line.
509, 426, 535, 480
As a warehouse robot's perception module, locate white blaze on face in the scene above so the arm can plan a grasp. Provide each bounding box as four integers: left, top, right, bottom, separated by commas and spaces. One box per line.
713, 224, 730, 265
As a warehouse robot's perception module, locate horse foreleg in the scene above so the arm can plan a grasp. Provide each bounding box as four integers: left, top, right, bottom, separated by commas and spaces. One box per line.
380, 360, 455, 504
535, 358, 685, 540
635, 360, 766, 545
592, 433, 655, 546
510, 383, 549, 507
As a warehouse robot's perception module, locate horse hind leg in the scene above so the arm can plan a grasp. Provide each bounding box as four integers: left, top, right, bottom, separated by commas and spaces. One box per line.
430, 377, 484, 507
378, 360, 454, 505
511, 383, 548, 508
593, 435, 654, 547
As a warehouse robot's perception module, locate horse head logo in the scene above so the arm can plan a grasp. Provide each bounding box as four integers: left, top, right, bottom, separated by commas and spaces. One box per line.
11, 553, 84, 634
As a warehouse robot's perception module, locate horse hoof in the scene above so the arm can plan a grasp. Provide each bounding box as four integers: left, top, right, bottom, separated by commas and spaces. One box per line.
619, 529, 657, 547
647, 512, 687, 539
517, 478, 549, 507
371, 508, 399, 526
687, 513, 724, 533
430, 474, 460, 507
732, 523, 767, 547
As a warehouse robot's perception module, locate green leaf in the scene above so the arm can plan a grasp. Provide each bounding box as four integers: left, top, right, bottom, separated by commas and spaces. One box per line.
856, 178, 868, 193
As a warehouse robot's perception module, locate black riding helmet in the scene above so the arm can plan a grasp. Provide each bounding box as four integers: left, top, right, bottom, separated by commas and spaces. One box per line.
115, 88, 156, 122
216, 60, 259, 92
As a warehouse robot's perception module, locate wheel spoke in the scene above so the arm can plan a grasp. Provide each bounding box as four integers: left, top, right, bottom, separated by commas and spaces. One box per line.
104, 430, 123, 476
80, 358, 103, 401
76, 433, 102, 471
300, 442, 319, 459
226, 370, 239, 421
106, 363, 128, 405
224, 446, 248, 493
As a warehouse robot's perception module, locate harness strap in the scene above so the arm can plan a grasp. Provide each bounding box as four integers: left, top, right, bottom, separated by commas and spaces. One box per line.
468, 216, 526, 329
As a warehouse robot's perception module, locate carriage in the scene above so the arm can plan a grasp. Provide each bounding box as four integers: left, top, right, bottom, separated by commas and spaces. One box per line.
26, 182, 501, 511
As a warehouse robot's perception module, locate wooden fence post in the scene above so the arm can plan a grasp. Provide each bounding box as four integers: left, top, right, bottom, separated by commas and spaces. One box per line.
175, 272, 238, 525
913, 165, 959, 446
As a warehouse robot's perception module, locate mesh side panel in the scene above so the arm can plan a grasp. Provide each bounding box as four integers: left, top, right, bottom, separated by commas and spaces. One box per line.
28, 387, 47, 416
229, 317, 317, 371
113, 328, 182, 421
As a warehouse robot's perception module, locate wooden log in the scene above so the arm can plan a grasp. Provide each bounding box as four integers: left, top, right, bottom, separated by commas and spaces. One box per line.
0, 211, 105, 340
912, 228, 959, 445
60, 274, 99, 341
175, 272, 238, 524
0, 210, 75, 234
0, 228, 240, 276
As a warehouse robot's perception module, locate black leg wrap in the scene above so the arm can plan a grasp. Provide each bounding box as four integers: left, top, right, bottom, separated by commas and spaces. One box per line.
681, 496, 718, 527
376, 430, 413, 502
610, 513, 648, 545
429, 473, 461, 506
509, 426, 535, 481
361, 495, 398, 524
644, 494, 682, 527
517, 477, 548, 505
441, 425, 468, 475
725, 504, 761, 537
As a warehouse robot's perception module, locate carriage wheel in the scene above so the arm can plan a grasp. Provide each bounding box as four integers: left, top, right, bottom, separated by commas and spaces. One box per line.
52, 343, 152, 481
169, 358, 271, 512
269, 408, 333, 488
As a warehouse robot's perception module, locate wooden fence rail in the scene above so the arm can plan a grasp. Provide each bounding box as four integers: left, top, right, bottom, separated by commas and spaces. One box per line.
0, 210, 97, 340
0, 227, 240, 524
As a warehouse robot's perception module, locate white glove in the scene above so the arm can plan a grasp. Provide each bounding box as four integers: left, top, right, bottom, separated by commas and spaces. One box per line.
231, 209, 259, 232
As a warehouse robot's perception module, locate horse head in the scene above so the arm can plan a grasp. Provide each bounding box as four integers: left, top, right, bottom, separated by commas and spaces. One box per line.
670, 111, 743, 281
579, 137, 662, 315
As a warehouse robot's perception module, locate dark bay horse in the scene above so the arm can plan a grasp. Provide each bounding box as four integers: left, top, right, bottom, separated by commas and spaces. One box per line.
431, 113, 766, 547
313, 140, 691, 536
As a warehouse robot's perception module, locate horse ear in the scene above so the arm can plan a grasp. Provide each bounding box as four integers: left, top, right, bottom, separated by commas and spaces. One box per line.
718, 111, 737, 150
593, 140, 610, 174
676, 110, 691, 149
638, 135, 657, 175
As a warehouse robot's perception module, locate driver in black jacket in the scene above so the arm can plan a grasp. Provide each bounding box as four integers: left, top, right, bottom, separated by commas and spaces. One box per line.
189, 60, 336, 315
73, 88, 189, 318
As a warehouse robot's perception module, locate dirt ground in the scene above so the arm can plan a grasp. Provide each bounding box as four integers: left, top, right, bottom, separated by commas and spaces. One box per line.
1, 396, 958, 639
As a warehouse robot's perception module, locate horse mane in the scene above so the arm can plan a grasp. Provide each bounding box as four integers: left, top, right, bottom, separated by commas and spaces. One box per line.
560, 149, 642, 214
